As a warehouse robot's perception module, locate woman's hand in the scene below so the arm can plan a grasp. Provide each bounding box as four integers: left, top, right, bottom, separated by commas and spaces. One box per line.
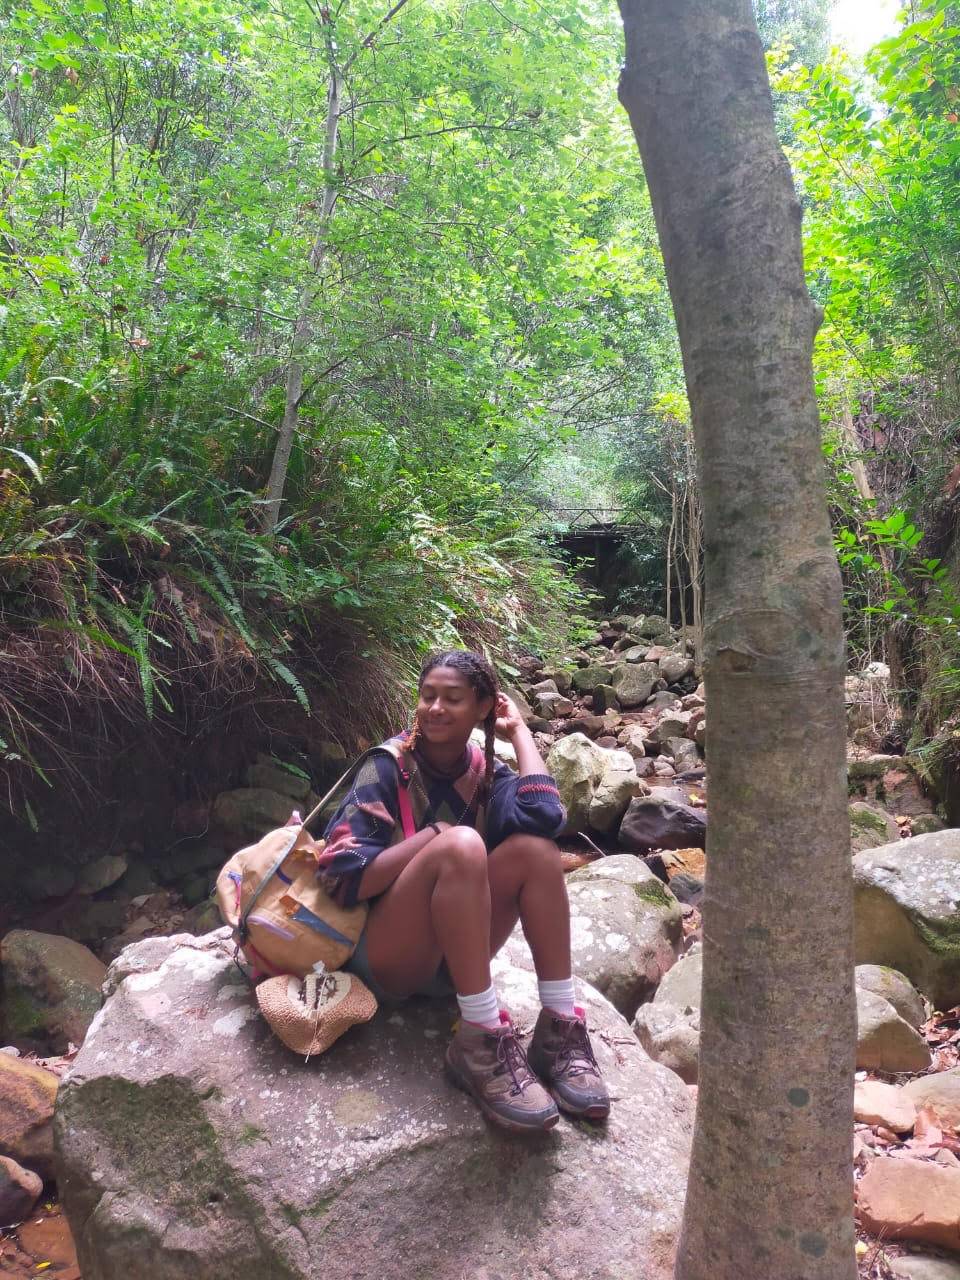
493, 691, 526, 741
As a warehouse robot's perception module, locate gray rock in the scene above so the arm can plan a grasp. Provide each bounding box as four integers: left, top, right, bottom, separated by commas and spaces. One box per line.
664, 738, 700, 770
529, 678, 559, 697
21, 862, 76, 902
0, 1155, 42, 1227
56, 933, 694, 1280
535, 691, 574, 719
1, 929, 106, 1054
856, 987, 931, 1073
855, 964, 926, 1028
620, 795, 707, 852
659, 654, 695, 684
635, 615, 672, 640
649, 712, 693, 747
589, 751, 644, 834
913, 815, 948, 836
655, 944, 702, 1013
546, 734, 606, 833
903, 1068, 960, 1130
611, 662, 660, 709
632, 1003, 700, 1085
592, 684, 621, 714
212, 788, 299, 846
622, 645, 648, 663
890, 1258, 960, 1280
854, 830, 960, 1008
646, 691, 683, 713
849, 801, 900, 854
570, 663, 612, 696
76, 854, 129, 895
563, 857, 682, 1015
244, 755, 311, 803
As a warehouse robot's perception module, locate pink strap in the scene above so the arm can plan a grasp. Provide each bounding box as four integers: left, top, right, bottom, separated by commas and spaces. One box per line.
397, 779, 416, 840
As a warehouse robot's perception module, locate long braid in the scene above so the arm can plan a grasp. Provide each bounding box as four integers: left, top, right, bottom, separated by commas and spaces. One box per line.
482, 709, 496, 801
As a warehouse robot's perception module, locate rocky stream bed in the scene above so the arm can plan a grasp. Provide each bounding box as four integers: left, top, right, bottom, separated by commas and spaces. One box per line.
3, 613, 960, 1277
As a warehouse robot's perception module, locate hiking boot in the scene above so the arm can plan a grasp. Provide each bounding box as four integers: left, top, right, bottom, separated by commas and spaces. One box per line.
527, 1006, 610, 1121
445, 1013, 560, 1133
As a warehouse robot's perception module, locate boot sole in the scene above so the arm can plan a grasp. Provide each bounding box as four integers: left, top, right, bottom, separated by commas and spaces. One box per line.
444, 1058, 559, 1134
551, 1091, 610, 1123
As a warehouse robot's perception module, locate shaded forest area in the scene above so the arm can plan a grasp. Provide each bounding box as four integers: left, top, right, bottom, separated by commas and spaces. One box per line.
2, 0, 960, 859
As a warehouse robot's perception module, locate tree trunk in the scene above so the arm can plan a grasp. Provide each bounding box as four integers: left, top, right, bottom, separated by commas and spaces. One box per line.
617, 4, 856, 1278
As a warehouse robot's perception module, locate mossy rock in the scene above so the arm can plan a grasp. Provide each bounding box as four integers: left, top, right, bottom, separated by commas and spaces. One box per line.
854, 830, 960, 1009
849, 801, 899, 854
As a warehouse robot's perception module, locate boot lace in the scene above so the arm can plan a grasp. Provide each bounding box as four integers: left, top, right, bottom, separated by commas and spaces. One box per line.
494, 1029, 537, 1096
554, 1019, 600, 1080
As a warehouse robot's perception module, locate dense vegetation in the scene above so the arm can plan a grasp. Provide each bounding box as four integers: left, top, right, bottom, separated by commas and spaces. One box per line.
2, 0, 960, 830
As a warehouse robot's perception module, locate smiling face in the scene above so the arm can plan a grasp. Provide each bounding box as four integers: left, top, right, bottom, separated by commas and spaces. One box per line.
415, 664, 495, 751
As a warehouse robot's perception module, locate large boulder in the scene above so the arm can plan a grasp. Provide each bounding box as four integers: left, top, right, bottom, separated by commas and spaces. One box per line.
1, 929, 106, 1053
570, 663, 612, 697
0, 1053, 58, 1180
632, 945, 702, 1083
505, 857, 682, 1018
588, 750, 644, 834
854, 830, 960, 1009
611, 662, 660, 709
546, 733, 605, 832
619, 794, 707, 852
55, 931, 694, 1280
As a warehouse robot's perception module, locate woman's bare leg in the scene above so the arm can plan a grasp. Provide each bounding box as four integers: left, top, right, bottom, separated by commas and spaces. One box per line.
362, 826, 492, 996
486, 834, 571, 981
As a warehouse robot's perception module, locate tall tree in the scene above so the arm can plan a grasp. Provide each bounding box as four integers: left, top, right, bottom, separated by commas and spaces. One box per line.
616, 3, 856, 1278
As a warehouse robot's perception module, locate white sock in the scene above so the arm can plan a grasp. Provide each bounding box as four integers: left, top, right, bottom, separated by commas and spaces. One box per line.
457, 984, 501, 1030
539, 977, 577, 1018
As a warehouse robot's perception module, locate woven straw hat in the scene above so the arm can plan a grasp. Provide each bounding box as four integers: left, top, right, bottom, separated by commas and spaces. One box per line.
256, 970, 377, 1057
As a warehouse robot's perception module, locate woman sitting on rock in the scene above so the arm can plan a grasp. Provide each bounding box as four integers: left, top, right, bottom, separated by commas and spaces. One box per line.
317, 648, 609, 1133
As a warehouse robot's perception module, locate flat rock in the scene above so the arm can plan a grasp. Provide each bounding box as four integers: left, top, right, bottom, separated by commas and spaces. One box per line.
904, 1070, 960, 1131
0, 1155, 42, 1227
55, 931, 694, 1280
1, 929, 106, 1054
853, 1079, 917, 1133
856, 964, 927, 1028
76, 854, 129, 895
858, 1157, 960, 1252
619, 794, 706, 853
856, 988, 932, 1074
854, 830, 960, 1009
891, 1256, 960, 1279
0, 1053, 58, 1180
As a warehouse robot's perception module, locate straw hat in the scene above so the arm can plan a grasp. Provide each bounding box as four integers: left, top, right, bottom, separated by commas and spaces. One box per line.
256, 970, 377, 1057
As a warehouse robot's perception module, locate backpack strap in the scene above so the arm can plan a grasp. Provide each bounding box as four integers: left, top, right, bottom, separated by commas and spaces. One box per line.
239, 742, 414, 943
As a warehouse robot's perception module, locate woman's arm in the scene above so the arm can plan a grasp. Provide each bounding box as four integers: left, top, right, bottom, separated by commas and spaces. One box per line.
494, 693, 548, 776
353, 823, 448, 899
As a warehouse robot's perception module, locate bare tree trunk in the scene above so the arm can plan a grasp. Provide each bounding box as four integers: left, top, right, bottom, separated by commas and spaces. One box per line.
617, 4, 856, 1278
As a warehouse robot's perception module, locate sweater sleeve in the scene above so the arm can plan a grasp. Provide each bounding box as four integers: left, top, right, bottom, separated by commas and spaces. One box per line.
486, 759, 565, 845
317, 752, 402, 908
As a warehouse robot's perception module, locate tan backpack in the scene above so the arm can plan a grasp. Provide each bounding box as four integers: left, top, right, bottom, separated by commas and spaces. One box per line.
215, 745, 415, 979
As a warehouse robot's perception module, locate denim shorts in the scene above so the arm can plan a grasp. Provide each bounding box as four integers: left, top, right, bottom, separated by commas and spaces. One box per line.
344, 930, 456, 1004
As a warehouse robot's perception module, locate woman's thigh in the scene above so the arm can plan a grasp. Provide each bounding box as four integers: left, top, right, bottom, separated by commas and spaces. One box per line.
362, 829, 486, 995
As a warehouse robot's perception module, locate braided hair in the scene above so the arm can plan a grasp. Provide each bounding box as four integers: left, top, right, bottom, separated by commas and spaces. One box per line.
413, 649, 499, 799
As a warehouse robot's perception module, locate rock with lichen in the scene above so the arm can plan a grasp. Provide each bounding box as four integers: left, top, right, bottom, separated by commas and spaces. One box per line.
55, 929, 693, 1280
854, 830, 960, 1009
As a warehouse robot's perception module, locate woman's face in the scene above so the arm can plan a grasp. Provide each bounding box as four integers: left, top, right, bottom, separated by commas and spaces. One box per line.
416, 665, 494, 750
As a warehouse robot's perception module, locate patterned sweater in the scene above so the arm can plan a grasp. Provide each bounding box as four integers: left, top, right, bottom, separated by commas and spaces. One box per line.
319, 733, 565, 907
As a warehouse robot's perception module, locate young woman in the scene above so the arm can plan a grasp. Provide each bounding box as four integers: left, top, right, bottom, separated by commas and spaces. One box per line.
316, 649, 609, 1134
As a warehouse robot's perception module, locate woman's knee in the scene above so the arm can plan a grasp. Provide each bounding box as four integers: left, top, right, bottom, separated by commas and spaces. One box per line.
432, 824, 488, 874
494, 833, 561, 871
